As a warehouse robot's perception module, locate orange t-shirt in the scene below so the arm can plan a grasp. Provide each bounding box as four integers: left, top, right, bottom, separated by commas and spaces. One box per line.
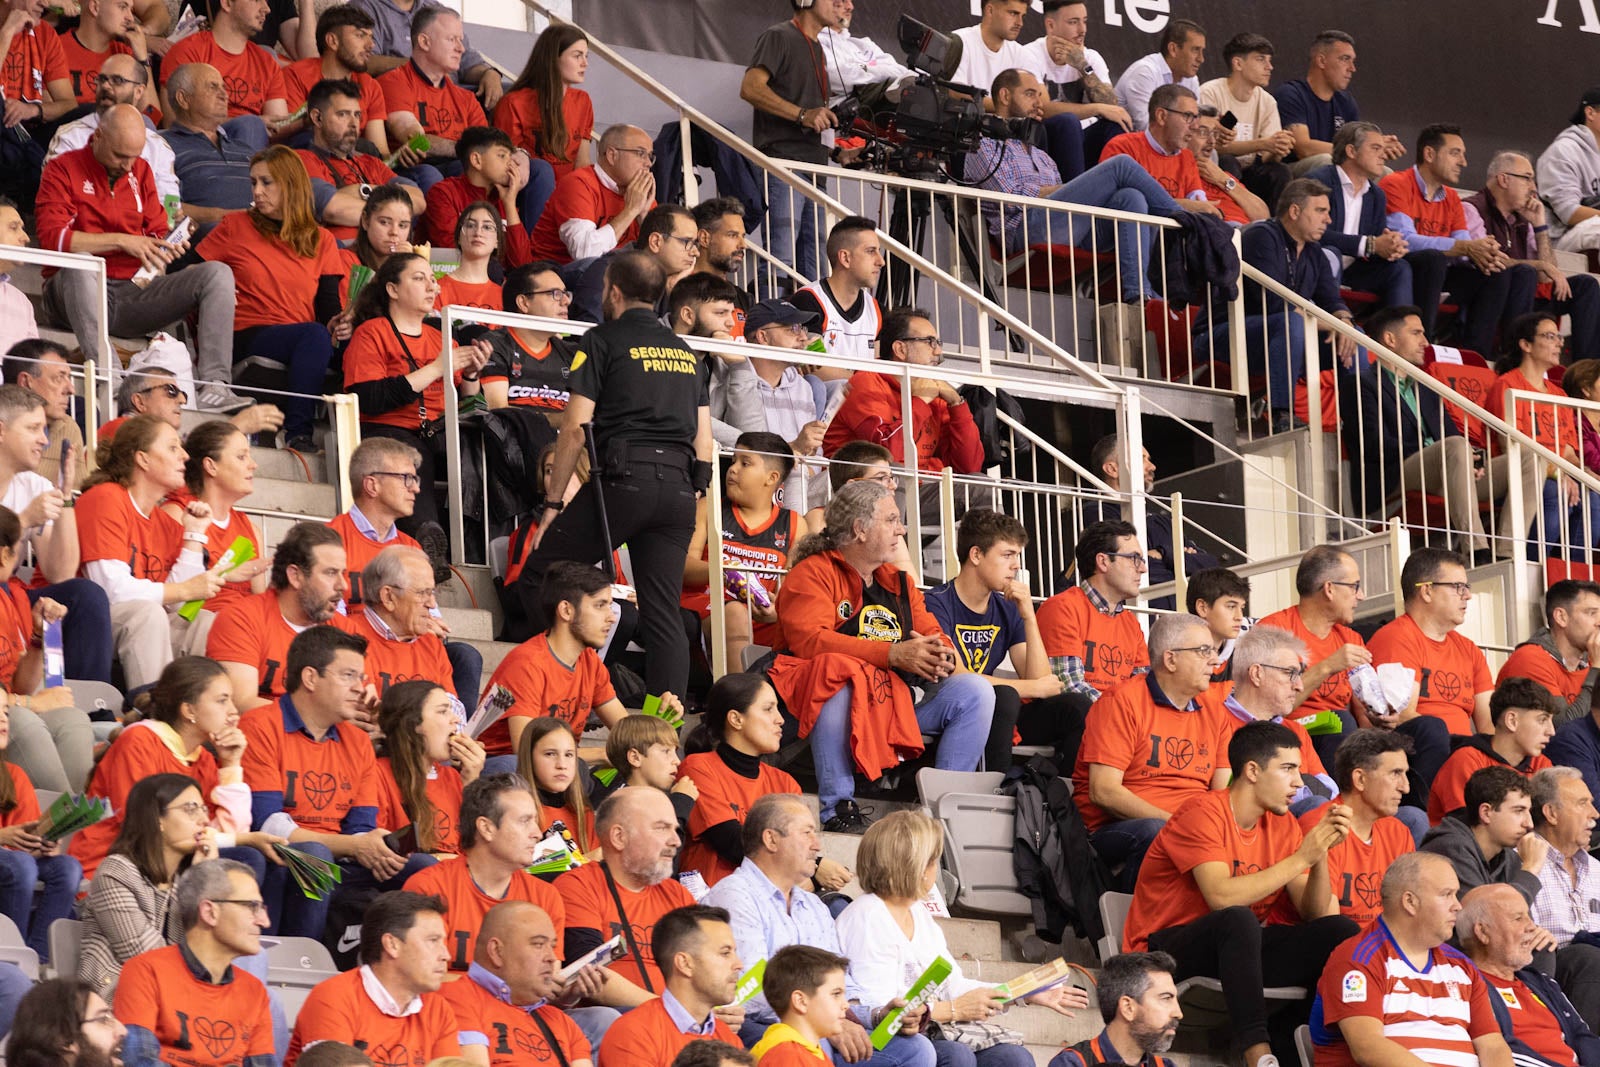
69, 723, 223, 881
326, 511, 421, 606
537, 798, 595, 850
490, 86, 594, 180
1, 21, 68, 104
1202, 694, 1327, 779
1036, 585, 1150, 696
1498, 641, 1587, 705
436, 274, 502, 311
0, 578, 34, 689
377, 60, 486, 144
596, 993, 739, 1067
1485, 369, 1577, 458
1072, 674, 1223, 832
75, 481, 185, 581
404, 855, 567, 972
373, 756, 465, 854
58, 30, 132, 102
343, 319, 452, 431
555, 861, 696, 994
240, 696, 379, 834
477, 634, 615, 757
281, 57, 388, 124
285, 967, 461, 1067
1100, 130, 1205, 200
1301, 809, 1413, 927
1367, 614, 1493, 735
440, 976, 592, 1067
1258, 606, 1365, 713
0, 762, 40, 828
1427, 741, 1552, 823
114, 945, 275, 1067
205, 589, 304, 701
1122, 789, 1304, 951
185, 505, 261, 615
198, 213, 345, 332
159, 31, 286, 117
340, 609, 456, 698
677, 750, 801, 887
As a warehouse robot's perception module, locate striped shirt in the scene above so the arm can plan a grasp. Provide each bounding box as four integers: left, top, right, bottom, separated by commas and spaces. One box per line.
1315, 918, 1497, 1067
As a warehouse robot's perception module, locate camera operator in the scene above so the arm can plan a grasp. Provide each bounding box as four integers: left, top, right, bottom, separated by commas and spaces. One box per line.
966, 68, 1211, 305
741, 0, 842, 294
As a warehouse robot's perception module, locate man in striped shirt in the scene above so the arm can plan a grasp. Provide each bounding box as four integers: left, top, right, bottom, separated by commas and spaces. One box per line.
1313, 851, 1513, 1067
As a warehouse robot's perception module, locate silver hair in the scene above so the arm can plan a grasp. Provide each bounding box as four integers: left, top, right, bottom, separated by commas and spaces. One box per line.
347, 437, 422, 496
1530, 765, 1586, 827
1379, 851, 1452, 910
790, 480, 895, 566
115, 366, 175, 414
164, 63, 205, 108
741, 793, 813, 856
175, 858, 257, 931
1231, 624, 1307, 678
1486, 150, 1533, 180
362, 544, 428, 599
1294, 545, 1356, 598
599, 124, 645, 155
1455, 884, 1521, 953
1147, 612, 1210, 662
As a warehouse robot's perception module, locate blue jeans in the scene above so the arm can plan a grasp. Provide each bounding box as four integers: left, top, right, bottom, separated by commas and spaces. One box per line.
518, 158, 556, 235
1091, 817, 1164, 891
1019, 155, 1179, 302
569, 1006, 620, 1052
1207, 310, 1306, 417
223, 116, 269, 152
833, 1034, 937, 1067
0, 960, 29, 1038
811, 673, 995, 819
1396, 805, 1429, 845
238, 323, 335, 440
932, 1040, 1032, 1067
234, 950, 290, 1061
1535, 477, 1600, 559
446, 641, 482, 715
27, 579, 112, 685
762, 170, 824, 296
0, 849, 80, 960
397, 162, 450, 193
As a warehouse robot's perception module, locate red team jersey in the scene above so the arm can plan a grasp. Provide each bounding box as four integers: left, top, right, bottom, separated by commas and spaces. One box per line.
159, 31, 286, 117
681, 500, 803, 650
1367, 614, 1493, 735
326, 511, 421, 606
1257, 606, 1364, 713
75, 481, 185, 581
477, 634, 615, 757
205, 589, 304, 700
403, 855, 567, 972
340, 610, 456, 697
441, 977, 592, 1067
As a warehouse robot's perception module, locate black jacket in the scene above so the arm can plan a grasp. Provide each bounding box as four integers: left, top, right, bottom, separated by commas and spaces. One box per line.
1161, 209, 1239, 311
1339, 359, 1464, 515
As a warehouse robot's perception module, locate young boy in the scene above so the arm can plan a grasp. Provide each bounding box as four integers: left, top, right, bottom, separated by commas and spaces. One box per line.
602, 713, 697, 838
423, 125, 534, 263
1186, 567, 1252, 696
682, 431, 805, 670
1426, 676, 1557, 822
926, 508, 1070, 771
752, 946, 854, 1067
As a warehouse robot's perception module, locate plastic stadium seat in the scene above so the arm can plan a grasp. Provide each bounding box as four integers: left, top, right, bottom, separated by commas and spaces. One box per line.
988, 235, 1112, 295
1145, 299, 1203, 382
1296, 1024, 1314, 1067
0, 915, 39, 980
914, 768, 1030, 917
1423, 347, 1494, 451
47, 918, 80, 980
263, 936, 337, 989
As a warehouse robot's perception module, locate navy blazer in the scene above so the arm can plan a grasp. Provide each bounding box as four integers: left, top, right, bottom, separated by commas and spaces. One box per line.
1339, 359, 1464, 514
1306, 163, 1389, 259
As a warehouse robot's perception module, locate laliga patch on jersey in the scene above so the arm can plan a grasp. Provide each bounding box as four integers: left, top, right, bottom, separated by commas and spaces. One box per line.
1341, 971, 1367, 1003
570, 350, 587, 371
837, 600, 852, 620
1498, 987, 1521, 1010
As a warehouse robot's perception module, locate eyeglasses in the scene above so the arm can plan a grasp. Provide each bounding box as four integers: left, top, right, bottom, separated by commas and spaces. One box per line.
320, 667, 365, 686
615, 146, 655, 164
898, 335, 943, 350
1165, 109, 1201, 123
524, 287, 573, 304
1258, 663, 1307, 682
1536, 331, 1563, 342
1169, 645, 1220, 661
164, 801, 206, 818
1419, 579, 1473, 597
211, 898, 269, 917
92, 73, 145, 90
665, 234, 699, 251
1505, 172, 1536, 182
459, 218, 500, 234
1105, 551, 1148, 569
865, 470, 898, 488
401, 585, 439, 602
370, 471, 421, 489
138, 383, 187, 401
1326, 579, 1363, 592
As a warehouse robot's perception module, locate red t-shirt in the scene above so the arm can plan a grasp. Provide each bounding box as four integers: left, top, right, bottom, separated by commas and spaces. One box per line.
423, 175, 532, 266
1100, 130, 1204, 200
1367, 613, 1493, 735
69, 723, 223, 881
491, 86, 594, 180
378, 60, 486, 144
295, 148, 403, 243
440, 977, 592, 1067
477, 634, 615, 757
0, 763, 40, 829
373, 756, 464, 854
239, 697, 379, 834
1427, 741, 1552, 823
435, 274, 503, 311
179, 504, 261, 615
1258, 606, 1365, 713
340, 609, 456, 698
343, 319, 453, 432
160, 31, 287, 117
206, 589, 304, 701
58, 30, 132, 102
282, 58, 388, 124
1199, 174, 1251, 225
326, 511, 421, 605
1122, 790, 1304, 950
1378, 167, 1468, 239
529, 165, 643, 264
1, 21, 68, 104
286, 967, 460, 1067
404, 855, 567, 972
198, 213, 345, 331
1498, 641, 1587, 705
1480, 971, 1577, 1067
36, 147, 166, 279
555, 861, 696, 993
1301, 810, 1413, 927
1316, 921, 1496, 1067
1036, 585, 1150, 696
114, 945, 275, 1067
677, 751, 801, 886
0, 578, 34, 689
75, 481, 185, 580
596, 993, 738, 1067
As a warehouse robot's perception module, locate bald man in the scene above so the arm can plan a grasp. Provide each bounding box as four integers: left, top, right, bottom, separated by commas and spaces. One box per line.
163, 62, 254, 223
45, 52, 180, 203
1457, 883, 1600, 1066
441, 901, 608, 1067
35, 103, 246, 412
528, 123, 657, 264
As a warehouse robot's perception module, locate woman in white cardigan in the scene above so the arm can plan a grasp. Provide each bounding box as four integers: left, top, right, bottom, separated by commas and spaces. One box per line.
834, 810, 1089, 1067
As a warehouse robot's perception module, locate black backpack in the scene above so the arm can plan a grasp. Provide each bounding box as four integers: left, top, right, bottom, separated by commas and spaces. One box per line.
1002, 755, 1112, 947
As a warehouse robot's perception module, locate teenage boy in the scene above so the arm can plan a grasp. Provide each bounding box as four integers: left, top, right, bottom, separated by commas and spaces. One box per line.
1428, 678, 1558, 823
925, 508, 1070, 772
682, 431, 804, 672
424, 125, 533, 264
1186, 566, 1250, 695
604, 715, 698, 835
751, 945, 853, 1067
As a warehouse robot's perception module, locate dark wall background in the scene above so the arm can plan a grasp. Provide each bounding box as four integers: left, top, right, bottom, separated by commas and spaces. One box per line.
571, 0, 1595, 187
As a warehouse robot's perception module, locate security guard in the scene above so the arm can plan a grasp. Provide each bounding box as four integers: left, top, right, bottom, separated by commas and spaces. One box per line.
517, 249, 714, 702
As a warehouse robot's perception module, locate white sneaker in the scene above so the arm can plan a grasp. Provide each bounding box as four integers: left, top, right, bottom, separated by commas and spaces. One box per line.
197, 385, 252, 413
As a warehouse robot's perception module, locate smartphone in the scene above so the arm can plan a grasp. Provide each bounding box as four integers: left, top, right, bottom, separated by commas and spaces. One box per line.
1220, 112, 1239, 130
383, 824, 420, 856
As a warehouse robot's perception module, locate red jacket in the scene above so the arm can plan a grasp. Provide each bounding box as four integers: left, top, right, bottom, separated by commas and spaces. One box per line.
823, 371, 985, 473
423, 175, 532, 267
36, 146, 166, 280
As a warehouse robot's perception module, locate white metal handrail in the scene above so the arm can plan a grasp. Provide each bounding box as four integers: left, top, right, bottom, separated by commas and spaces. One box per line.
6, 245, 114, 416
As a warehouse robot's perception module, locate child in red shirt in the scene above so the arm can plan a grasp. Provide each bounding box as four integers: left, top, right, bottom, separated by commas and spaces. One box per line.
516, 717, 595, 853
374, 680, 485, 856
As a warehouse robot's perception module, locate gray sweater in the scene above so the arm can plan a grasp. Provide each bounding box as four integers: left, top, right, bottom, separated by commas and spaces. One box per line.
1537, 123, 1600, 239
1418, 812, 1543, 904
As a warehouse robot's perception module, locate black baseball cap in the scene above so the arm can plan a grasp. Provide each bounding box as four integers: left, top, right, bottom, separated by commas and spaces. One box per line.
745, 298, 819, 334
1572, 87, 1600, 126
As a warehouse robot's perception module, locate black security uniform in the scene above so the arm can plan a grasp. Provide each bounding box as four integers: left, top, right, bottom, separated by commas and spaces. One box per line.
515, 306, 709, 700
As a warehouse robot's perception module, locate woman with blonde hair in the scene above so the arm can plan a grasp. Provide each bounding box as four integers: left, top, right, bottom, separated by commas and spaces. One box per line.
197, 145, 348, 452
835, 811, 1088, 1067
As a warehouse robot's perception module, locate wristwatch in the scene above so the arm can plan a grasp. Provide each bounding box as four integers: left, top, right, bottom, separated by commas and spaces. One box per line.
358, 183, 374, 201
1223, 177, 1237, 191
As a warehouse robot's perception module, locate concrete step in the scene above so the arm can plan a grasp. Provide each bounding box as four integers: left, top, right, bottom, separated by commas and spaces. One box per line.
935, 915, 1003, 963
466, 638, 520, 678
1001, 1000, 1101, 1047
249, 445, 327, 484
242, 477, 337, 520
439, 605, 494, 642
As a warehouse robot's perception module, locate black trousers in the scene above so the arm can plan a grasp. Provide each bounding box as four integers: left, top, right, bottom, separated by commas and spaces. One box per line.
515, 455, 697, 699
1148, 907, 1358, 1058
1015, 689, 1091, 769
1410, 252, 1538, 356
1395, 714, 1451, 809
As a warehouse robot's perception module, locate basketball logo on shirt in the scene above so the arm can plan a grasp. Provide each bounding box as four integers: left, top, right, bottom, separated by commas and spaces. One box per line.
301, 771, 339, 810
192, 1017, 238, 1059
1419, 667, 1462, 702
222, 74, 252, 108
513, 1028, 552, 1060
416, 100, 455, 134
1315, 673, 1346, 705
1084, 640, 1127, 678
1163, 736, 1196, 769
1352, 872, 1381, 909
364, 1042, 417, 1067
1, 52, 26, 92
549, 695, 584, 722
955, 625, 1001, 675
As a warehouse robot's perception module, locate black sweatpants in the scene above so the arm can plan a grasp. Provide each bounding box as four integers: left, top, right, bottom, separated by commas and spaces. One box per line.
1148, 907, 1358, 1059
